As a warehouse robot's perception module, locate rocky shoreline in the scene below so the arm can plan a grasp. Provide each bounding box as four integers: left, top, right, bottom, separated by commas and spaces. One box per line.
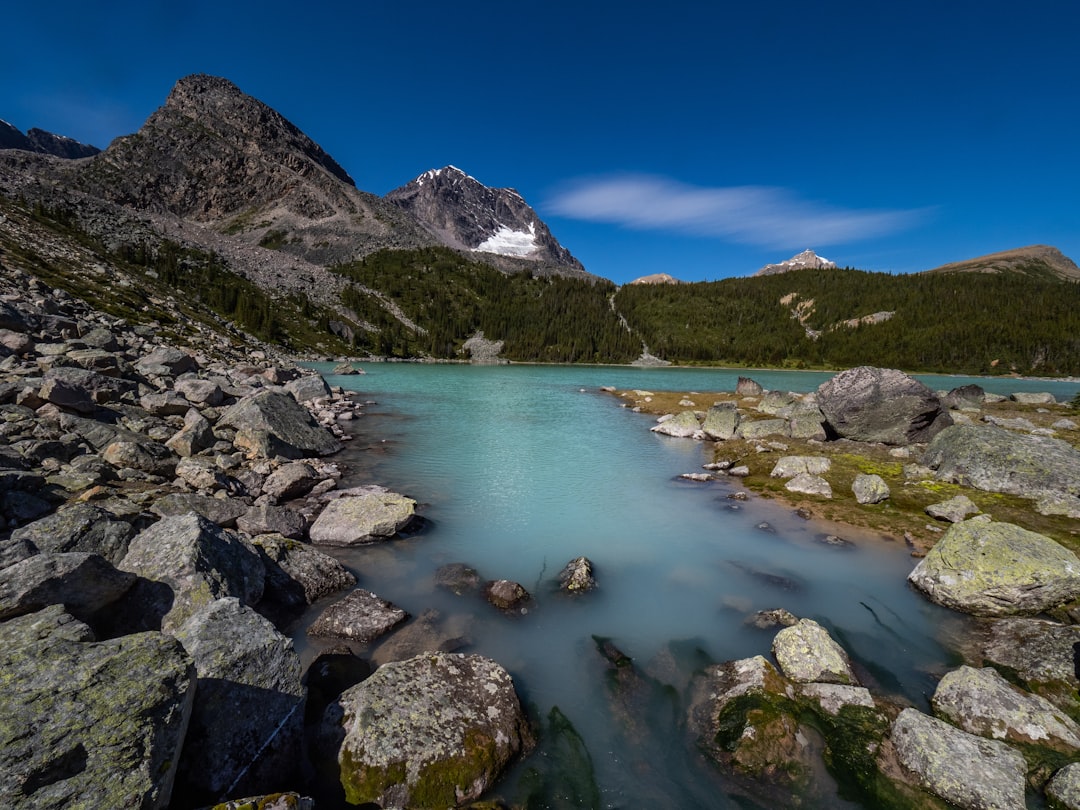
4, 262, 1080, 809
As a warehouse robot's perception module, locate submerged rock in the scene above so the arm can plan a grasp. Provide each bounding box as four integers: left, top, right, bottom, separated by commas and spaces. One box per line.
890, 707, 1027, 810
485, 579, 531, 612
558, 556, 598, 593
307, 588, 409, 643
433, 562, 483, 595
320, 652, 533, 809
908, 520, 1080, 617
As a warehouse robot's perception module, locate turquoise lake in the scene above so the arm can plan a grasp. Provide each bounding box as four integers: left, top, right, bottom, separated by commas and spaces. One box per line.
300, 363, 1080, 808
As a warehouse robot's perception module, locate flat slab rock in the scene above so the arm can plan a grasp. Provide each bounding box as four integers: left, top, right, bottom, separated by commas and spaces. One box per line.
307, 589, 408, 643
308, 488, 417, 546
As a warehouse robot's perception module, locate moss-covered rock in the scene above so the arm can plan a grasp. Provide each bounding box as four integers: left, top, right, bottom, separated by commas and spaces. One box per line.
321, 652, 533, 808
908, 520, 1080, 616
772, 619, 858, 685
0, 606, 195, 809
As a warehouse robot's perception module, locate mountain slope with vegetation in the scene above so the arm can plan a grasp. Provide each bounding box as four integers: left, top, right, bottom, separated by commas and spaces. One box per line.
924, 245, 1080, 282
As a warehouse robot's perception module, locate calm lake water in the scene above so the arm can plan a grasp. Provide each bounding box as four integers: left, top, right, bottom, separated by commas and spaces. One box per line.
298, 364, 1080, 808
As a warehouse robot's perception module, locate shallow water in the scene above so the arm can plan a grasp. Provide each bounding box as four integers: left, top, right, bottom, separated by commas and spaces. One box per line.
295, 364, 1077, 808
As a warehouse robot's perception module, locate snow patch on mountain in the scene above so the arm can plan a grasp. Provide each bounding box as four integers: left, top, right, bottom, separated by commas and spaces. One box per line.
754, 249, 837, 276
474, 222, 538, 257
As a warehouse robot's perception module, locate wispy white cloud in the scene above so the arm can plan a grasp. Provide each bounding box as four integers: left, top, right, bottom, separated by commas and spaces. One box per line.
545, 174, 928, 248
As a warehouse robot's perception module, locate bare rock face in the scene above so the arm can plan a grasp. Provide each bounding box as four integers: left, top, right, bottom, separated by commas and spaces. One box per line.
386, 166, 589, 277
816, 366, 952, 445
320, 652, 533, 809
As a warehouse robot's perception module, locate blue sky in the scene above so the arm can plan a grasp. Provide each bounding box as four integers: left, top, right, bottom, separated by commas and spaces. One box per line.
2, 1, 1078, 284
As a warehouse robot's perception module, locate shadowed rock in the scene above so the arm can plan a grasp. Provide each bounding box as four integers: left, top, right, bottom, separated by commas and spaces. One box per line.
817, 366, 952, 445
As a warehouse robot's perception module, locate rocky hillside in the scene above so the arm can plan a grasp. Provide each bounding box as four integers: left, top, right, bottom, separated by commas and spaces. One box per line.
753, 249, 837, 276
0, 120, 99, 158
386, 166, 590, 278
924, 244, 1080, 282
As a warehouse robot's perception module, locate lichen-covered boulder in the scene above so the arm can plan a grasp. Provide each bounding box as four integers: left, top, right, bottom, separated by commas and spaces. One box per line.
784, 473, 833, 498
309, 488, 416, 546
11, 502, 135, 564
650, 410, 701, 438
173, 598, 306, 803
772, 619, 857, 685
932, 665, 1080, 755
702, 402, 739, 440
852, 473, 890, 504
119, 513, 265, 632
307, 588, 409, 643
925, 494, 980, 523
218, 390, 342, 459
891, 707, 1027, 810
321, 652, 533, 809
975, 618, 1080, 721
923, 424, 1080, 500
908, 520, 1080, 617
736, 418, 790, 440
0, 552, 136, 622
0, 606, 195, 810
817, 366, 952, 445
1047, 763, 1080, 810
770, 456, 831, 478
151, 492, 250, 527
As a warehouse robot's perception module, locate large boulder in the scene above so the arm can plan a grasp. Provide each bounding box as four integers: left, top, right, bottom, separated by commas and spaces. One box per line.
0, 552, 136, 622
932, 665, 1080, 754
251, 533, 356, 606
922, 424, 1080, 500
11, 503, 135, 564
891, 708, 1027, 810
650, 410, 701, 438
308, 488, 417, 546
772, 619, 858, 685
320, 652, 533, 808
816, 366, 952, 445
701, 402, 739, 440
218, 390, 343, 459
0, 606, 195, 810
172, 598, 306, 803
118, 513, 265, 632
908, 520, 1080, 617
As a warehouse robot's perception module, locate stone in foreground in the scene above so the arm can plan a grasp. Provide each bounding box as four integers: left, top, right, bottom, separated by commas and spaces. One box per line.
309, 488, 417, 546
0, 606, 195, 810
321, 652, 533, 809
908, 520, 1080, 617
772, 618, 857, 684
891, 707, 1026, 810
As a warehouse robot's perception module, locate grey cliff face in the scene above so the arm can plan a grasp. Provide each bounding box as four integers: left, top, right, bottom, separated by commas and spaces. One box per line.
386, 166, 589, 277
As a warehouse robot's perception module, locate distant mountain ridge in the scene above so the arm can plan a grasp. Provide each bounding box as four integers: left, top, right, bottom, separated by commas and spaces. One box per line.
0, 119, 100, 158
754, 249, 837, 276
924, 245, 1080, 282
386, 166, 588, 278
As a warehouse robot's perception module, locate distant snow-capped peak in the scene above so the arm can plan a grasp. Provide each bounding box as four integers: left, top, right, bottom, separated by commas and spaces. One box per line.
754, 249, 837, 276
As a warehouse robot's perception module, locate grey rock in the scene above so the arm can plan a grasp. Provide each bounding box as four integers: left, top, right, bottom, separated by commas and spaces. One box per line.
321, 652, 532, 809
11, 503, 135, 564
150, 492, 249, 527
0, 552, 136, 622
486, 579, 531, 612
797, 682, 875, 715
433, 562, 482, 595
784, 473, 833, 498
102, 437, 176, 477
284, 374, 331, 403
770, 456, 831, 478
736, 418, 790, 440
237, 504, 307, 540
1047, 763, 1080, 810
852, 473, 890, 504
923, 424, 1080, 500
0, 607, 195, 810
977, 618, 1080, 719
932, 665, 1080, 753
745, 607, 799, 629
308, 487, 416, 546
756, 390, 798, 415
943, 383, 986, 410
891, 707, 1026, 810
164, 409, 214, 457
701, 402, 739, 440
218, 389, 342, 458
173, 376, 223, 406
250, 533, 356, 604
136, 346, 197, 377
139, 391, 190, 415
558, 556, 598, 592
1012, 391, 1057, 405
119, 513, 265, 632
817, 366, 952, 445
371, 609, 471, 666
735, 377, 763, 396
307, 588, 408, 643
908, 520, 1080, 616
788, 410, 828, 440
772, 618, 857, 684
925, 494, 980, 523
175, 456, 230, 490
1036, 493, 1080, 519
262, 461, 319, 501
173, 598, 305, 801
650, 410, 701, 438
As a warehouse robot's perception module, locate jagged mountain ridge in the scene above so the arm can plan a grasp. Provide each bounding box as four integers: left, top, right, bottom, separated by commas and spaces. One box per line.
385, 166, 589, 278
923, 245, 1080, 282
0, 119, 100, 158
754, 249, 837, 277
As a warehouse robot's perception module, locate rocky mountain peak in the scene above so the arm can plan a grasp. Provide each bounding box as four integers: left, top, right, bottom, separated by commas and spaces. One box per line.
754, 249, 837, 277
0, 119, 99, 158
386, 166, 588, 276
